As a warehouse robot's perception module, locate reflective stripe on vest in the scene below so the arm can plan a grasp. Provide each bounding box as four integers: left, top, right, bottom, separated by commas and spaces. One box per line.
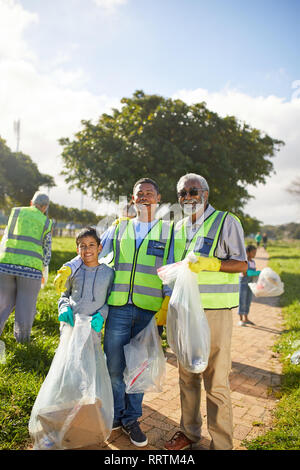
174, 210, 240, 309
0, 206, 52, 271
108, 218, 173, 311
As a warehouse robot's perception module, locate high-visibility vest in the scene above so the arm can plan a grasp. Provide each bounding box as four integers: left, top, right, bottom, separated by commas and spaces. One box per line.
174, 210, 240, 309
107, 219, 173, 311
0, 206, 52, 272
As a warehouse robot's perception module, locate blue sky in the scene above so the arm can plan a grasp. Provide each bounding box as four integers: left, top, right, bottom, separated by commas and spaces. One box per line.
0, 0, 300, 224
21, 0, 300, 99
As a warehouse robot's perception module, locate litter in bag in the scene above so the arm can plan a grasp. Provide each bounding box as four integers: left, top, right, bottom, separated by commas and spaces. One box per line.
158, 252, 210, 374
28, 315, 113, 450
248, 267, 284, 297
123, 317, 166, 394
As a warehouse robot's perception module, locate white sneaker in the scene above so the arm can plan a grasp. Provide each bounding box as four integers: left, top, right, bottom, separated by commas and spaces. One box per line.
237, 321, 246, 326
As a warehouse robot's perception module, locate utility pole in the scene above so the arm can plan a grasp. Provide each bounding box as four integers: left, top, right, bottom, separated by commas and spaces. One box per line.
13, 119, 21, 152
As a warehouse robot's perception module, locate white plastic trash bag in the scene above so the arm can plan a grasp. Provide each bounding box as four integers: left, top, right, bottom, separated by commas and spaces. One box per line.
28, 315, 113, 450
158, 253, 210, 374
248, 267, 284, 297
123, 317, 166, 394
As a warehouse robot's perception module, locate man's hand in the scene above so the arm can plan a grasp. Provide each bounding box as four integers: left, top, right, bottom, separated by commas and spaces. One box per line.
91, 312, 104, 332
58, 305, 74, 326
188, 256, 221, 273
155, 296, 170, 326
54, 265, 72, 294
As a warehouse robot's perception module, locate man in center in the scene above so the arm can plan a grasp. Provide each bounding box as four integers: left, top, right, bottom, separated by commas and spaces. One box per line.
103, 178, 172, 446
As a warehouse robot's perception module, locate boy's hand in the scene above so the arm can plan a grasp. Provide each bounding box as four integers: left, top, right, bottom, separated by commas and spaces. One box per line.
54, 265, 72, 294
91, 312, 104, 332
58, 305, 74, 326
188, 256, 221, 273
155, 296, 170, 326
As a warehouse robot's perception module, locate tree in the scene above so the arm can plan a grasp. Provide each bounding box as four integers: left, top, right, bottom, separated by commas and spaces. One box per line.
59, 90, 284, 213
0, 137, 55, 211
48, 202, 104, 225
287, 176, 300, 199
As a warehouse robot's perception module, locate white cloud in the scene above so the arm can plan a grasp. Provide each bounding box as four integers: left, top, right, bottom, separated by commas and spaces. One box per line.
92, 0, 127, 12
0, 0, 38, 60
173, 88, 300, 225
0, 0, 120, 215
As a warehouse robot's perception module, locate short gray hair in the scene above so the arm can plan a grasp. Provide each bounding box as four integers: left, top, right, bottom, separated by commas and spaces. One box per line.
31, 191, 50, 208
176, 173, 209, 193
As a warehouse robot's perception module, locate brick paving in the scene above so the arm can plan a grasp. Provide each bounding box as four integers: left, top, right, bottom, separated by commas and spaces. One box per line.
46, 247, 283, 451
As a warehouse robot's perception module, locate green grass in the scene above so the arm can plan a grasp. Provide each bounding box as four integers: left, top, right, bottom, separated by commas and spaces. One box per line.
0, 237, 76, 450
1, 238, 299, 450
244, 240, 300, 450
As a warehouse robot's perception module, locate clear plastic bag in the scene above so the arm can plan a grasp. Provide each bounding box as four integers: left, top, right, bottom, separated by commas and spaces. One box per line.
123, 317, 166, 394
248, 267, 284, 297
158, 253, 210, 374
28, 315, 113, 450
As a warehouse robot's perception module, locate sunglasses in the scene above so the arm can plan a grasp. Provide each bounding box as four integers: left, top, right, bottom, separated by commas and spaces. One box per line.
177, 187, 204, 198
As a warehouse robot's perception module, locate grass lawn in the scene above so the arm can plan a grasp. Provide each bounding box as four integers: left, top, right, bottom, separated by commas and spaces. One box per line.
0, 238, 299, 450
244, 240, 300, 450
0, 237, 76, 450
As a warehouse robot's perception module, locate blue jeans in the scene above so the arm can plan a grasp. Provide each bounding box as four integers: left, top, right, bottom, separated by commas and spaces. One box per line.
103, 304, 155, 425
238, 278, 253, 315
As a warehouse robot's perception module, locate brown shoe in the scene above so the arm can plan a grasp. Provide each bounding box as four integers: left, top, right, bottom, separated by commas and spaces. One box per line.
164, 431, 193, 450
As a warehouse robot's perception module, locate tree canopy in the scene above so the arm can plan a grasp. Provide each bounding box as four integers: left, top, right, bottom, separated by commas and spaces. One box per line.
59, 90, 284, 213
0, 137, 55, 210
48, 202, 103, 225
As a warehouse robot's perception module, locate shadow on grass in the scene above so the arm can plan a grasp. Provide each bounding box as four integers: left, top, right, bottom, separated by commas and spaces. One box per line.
269, 255, 300, 261
5, 340, 56, 376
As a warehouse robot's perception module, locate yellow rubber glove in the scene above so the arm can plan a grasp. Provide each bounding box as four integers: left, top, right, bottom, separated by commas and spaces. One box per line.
54, 265, 72, 294
155, 296, 170, 326
188, 256, 221, 273
112, 217, 130, 226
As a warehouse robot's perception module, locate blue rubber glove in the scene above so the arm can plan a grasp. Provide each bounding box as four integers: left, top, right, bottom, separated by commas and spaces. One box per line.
247, 269, 261, 277
91, 312, 104, 332
58, 305, 74, 327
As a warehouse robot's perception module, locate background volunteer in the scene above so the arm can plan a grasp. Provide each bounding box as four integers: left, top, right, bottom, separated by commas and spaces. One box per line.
0, 192, 52, 343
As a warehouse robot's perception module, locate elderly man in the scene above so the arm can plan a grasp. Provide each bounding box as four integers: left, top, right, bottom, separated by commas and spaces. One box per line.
163, 173, 247, 451
0, 191, 52, 343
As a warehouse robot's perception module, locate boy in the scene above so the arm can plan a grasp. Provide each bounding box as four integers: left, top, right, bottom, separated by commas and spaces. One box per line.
58, 227, 114, 333
237, 244, 260, 326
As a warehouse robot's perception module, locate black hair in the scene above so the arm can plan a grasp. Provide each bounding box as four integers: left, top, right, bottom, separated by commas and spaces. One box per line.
76, 226, 100, 246
132, 178, 160, 194
246, 244, 257, 253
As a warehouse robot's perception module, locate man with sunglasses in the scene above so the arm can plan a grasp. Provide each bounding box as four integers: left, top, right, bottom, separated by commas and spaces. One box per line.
162, 173, 247, 451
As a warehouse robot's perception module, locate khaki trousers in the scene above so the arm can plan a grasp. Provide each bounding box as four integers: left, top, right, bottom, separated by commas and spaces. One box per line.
178, 309, 233, 450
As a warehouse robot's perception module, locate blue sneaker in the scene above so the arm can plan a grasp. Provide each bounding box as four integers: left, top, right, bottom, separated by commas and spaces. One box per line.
122, 421, 148, 447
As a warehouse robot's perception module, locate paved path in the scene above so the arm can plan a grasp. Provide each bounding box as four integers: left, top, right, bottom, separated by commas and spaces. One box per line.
81, 247, 283, 451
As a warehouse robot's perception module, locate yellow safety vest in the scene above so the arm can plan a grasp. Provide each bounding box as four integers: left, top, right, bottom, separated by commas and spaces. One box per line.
174, 210, 240, 309
108, 219, 173, 311
0, 206, 52, 272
